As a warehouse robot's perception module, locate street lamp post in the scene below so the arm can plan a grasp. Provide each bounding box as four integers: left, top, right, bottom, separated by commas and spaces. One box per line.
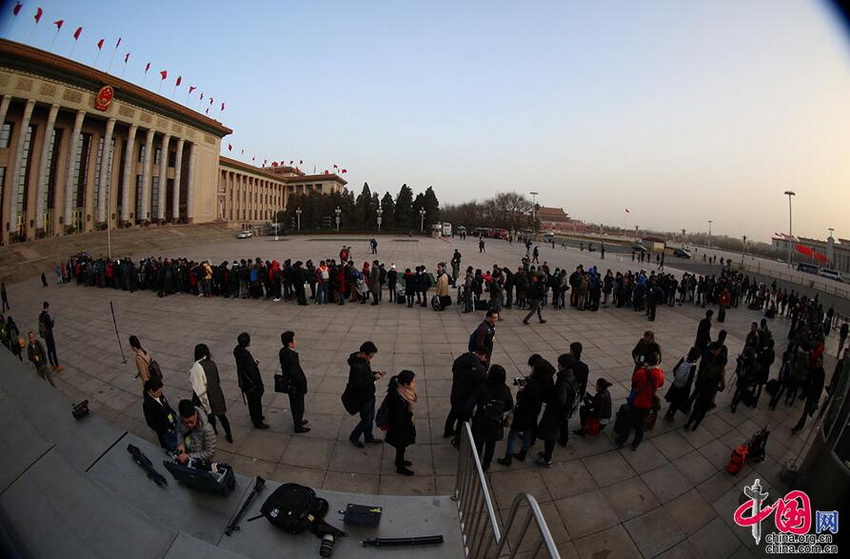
295, 207, 302, 233
529, 191, 539, 237
742, 235, 747, 264
784, 190, 795, 266
708, 220, 712, 245
334, 206, 341, 232
377, 208, 383, 231
419, 208, 426, 233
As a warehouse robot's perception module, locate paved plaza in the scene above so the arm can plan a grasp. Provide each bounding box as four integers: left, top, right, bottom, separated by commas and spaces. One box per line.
3, 233, 836, 558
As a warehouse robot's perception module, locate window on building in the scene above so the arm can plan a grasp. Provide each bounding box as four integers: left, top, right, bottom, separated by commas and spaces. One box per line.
168, 149, 176, 167
16, 125, 35, 217
154, 147, 161, 166
0, 167, 6, 217
135, 175, 144, 219
41, 128, 59, 215
138, 144, 146, 163
71, 132, 92, 209
94, 137, 105, 206
151, 176, 160, 218
0, 123, 12, 149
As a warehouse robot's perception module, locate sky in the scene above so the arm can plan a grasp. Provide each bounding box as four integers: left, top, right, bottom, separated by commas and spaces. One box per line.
2, 0, 850, 242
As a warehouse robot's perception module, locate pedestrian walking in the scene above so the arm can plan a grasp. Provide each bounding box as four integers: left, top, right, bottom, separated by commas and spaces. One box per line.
38, 301, 62, 371
26, 331, 56, 387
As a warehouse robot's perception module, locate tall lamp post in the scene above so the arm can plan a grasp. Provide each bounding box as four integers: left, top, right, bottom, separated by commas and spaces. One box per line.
742, 235, 747, 264
529, 191, 539, 236
295, 207, 302, 233
334, 206, 341, 232
419, 208, 426, 233
708, 220, 713, 246
784, 190, 795, 266
377, 208, 383, 231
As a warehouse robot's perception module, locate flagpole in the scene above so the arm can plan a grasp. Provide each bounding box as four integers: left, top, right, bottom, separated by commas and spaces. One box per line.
49, 29, 60, 49
28, 21, 37, 42
121, 60, 128, 77
93, 50, 101, 67
106, 47, 117, 74
69, 42, 77, 57
171, 84, 177, 99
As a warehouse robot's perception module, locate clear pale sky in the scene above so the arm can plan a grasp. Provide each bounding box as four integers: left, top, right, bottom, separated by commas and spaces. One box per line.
3, 0, 849, 242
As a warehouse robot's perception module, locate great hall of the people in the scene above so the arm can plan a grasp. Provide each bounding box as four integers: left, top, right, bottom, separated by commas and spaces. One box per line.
0, 39, 346, 245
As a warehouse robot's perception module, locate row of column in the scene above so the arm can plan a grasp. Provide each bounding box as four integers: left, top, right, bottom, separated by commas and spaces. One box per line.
220, 169, 284, 223
0, 94, 198, 235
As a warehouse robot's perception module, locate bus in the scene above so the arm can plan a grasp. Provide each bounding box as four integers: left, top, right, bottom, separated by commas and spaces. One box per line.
796, 262, 819, 274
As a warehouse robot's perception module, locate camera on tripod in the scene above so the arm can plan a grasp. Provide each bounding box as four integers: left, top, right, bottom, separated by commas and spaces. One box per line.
72, 399, 90, 420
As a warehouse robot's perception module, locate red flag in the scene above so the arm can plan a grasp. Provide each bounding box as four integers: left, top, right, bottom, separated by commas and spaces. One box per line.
73, 27, 82, 41
34, 7, 43, 23
324, 170, 329, 175
205, 108, 209, 115
209, 97, 214, 105
159, 70, 167, 80
289, 160, 293, 165
54, 19, 63, 30
341, 169, 348, 173
271, 161, 278, 167
97, 39, 104, 50
188, 86, 196, 94
144, 62, 150, 73
175, 75, 182, 86
220, 102, 225, 111
795, 244, 814, 257
333, 164, 338, 168
13, 2, 22, 16
625, 208, 630, 213
228, 144, 232, 151
299, 160, 303, 165
815, 252, 829, 263
199, 92, 204, 100
124, 52, 130, 63
115, 37, 122, 48
263, 159, 267, 166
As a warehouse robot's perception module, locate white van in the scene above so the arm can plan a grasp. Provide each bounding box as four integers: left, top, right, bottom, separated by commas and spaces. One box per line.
818, 268, 845, 282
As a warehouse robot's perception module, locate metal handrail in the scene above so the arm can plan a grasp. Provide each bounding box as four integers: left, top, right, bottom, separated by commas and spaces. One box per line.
453, 421, 501, 559
453, 421, 560, 558
494, 492, 560, 559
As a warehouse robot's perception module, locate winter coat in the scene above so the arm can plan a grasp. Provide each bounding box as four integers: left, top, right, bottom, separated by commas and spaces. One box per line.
385, 391, 416, 449
177, 406, 217, 461
189, 359, 227, 415
233, 345, 264, 397
436, 273, 450, 297
511, 372, 552, 431
450, 352, 487, 408
537, 370, 577, 441
279, 346, 308, 395
143, 391, 176, 448
464, 382, 513, 442
346, 352, 376, 408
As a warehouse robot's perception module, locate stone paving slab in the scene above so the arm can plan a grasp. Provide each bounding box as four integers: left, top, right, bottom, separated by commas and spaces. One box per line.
1, 233, 837, 558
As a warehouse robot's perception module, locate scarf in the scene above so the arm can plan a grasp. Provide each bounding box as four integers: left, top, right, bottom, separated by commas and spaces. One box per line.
397, 383, 418, 415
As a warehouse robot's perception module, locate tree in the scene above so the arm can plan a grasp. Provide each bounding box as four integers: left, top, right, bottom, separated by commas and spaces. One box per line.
354, 182, 373, 230
394, 184, 414, 231
380, 192, 395, 230
422, 186, 440, 226
486, 192, 533, 233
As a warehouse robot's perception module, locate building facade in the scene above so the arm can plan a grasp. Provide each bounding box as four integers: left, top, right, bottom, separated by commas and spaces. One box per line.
218, 159, 347, 231
0, 39, 234, 245
771, 234, 850, 273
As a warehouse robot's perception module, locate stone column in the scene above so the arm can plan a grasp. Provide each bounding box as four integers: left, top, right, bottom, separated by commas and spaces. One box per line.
34, 104, 60, 231
185, 142, 196, 222
156, 133, 170, 222
139, 128, 155, 222
63, 109, 87, 228
120, 123, 138, 223
0, 96, 11, 133
8, 99, 37, 234
171, 138, 185, 221
97, 117, 116, 224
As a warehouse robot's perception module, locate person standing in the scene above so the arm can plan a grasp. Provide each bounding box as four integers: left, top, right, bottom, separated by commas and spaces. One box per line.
444, 346, 488, 445
189, 343, 233, 443
685, 344, 726, 430
791, 356, 825, 434
38, 301, 62, 371
632, 330, 662, 370
664, 347, 699, 422
497, 355, 554, 467
615, 352, 664, 450
26, 331, 56, 387
1, 282, 9, 311
387, 265, 398, 302
839, 322, 849, 358
129, 335, 153, 387
369, 260, 381, 305
385, 370, 418, 476
464, 364, 514, 471
279, 331, 310, 434
233, 332, 269, 429
6, 316, 22, 361
558, 345, 588, 446
695, 310, 713, 355
435, 267, 450, 310
346, 341, 385, 447
470, 310, 498, 367
142, 377, 178, 451
535, 357, 577, 467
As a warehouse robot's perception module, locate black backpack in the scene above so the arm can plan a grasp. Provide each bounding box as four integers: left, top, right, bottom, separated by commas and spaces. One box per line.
259, 483, 329, 534
474, 399, 505, 429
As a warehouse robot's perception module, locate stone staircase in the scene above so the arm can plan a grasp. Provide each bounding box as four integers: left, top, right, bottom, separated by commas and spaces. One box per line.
0, 223, 237, 284
0, 349, 464, 558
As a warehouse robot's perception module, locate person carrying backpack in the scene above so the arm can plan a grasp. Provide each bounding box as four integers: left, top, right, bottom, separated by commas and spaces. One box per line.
444, 346, 488, 445
616, 352, 664, 450
463, 364, 513, 471
664, 347, 699, 422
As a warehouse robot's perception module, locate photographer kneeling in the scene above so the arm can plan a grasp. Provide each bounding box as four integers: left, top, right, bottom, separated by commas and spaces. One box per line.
175, 399, 217, 464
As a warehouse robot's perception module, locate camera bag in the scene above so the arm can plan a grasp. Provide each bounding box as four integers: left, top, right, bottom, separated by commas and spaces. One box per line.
259, 483, 329, 534
163, 460, 236, 496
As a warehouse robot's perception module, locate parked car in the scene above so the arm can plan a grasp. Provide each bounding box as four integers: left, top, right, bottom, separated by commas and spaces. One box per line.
818, 268, 845, 282
632, 243, 649, 253
673, 248, 692, 259
236, 230, 253, 239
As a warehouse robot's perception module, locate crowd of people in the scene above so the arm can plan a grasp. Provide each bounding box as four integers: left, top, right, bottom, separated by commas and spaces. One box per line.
3, 238, 847, 481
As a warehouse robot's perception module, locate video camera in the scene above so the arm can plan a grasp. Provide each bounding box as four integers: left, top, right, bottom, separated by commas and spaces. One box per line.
72, 399, 90, 420
513, 377, 527, 388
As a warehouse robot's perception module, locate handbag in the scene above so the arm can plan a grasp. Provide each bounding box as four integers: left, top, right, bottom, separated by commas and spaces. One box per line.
273, 364, 296, 394
585, 416, 601, 437
341, 384, 359, 415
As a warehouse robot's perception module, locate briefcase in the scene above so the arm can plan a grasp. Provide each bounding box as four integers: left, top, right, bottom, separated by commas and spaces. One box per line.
343, 504, 382, 527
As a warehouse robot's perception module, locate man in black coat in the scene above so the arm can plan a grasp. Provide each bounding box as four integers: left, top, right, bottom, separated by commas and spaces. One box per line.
279, 330, 310, 433
233, 332, 268, 429
695, 310, 713, 355
558, 343, 588, 446
346, 341, 385, 447
443, 346, 488, 445
142, 377, 177, 450
470, 309, 498, 367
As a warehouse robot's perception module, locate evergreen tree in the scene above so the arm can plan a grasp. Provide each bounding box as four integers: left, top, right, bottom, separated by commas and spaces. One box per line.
413, 192, 426, 232
354, 182, 372, 230
380, 192, 395, 230
423, 186, 440, 225
394, 184, 414, 231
